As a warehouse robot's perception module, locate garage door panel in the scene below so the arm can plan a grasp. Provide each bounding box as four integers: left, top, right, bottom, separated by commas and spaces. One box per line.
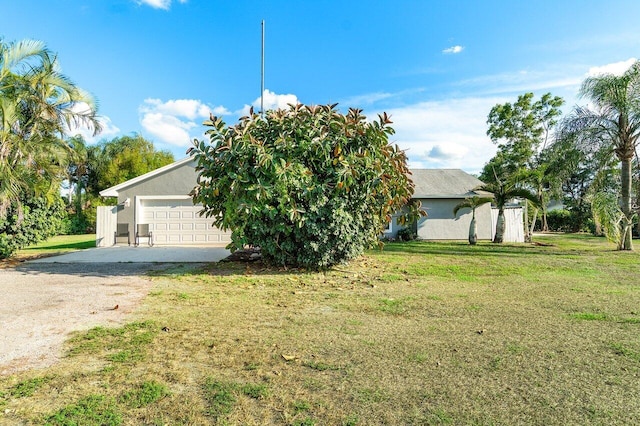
141, 199, 230, 245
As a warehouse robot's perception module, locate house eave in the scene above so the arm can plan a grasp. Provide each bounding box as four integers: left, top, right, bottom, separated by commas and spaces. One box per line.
412, 190, 493, 199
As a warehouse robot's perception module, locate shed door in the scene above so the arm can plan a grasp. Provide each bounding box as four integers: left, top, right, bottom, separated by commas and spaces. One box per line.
141, 198, 231, 245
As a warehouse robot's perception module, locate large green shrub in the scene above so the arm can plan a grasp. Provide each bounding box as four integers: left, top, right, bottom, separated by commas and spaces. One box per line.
543, 209, 594, 233
189, 104, 421, 269
0, 196, 66, 258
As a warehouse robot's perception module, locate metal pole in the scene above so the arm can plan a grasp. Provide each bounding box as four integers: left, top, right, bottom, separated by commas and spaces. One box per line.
261, 19, 265, 117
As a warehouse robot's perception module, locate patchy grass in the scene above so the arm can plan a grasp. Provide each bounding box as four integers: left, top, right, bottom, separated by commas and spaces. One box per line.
1, 234, 640, 424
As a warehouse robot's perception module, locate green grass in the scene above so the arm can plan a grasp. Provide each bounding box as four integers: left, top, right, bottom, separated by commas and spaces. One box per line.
2, 233, 640, 424
45, 395, 122, 426
7, 376, 51, 398
12, 234, 95, 260
202, 379, 237, 421
120, 381, 170, 408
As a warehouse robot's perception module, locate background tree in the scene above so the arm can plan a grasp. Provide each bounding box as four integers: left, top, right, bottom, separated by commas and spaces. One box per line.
453, 196, 493, 245
481, 92, 564, 182
480, 93, 564, 238
189, 104, 422, 269
85, 134, 174, 196
61, 134, 174, 233
542, 132, 620, 233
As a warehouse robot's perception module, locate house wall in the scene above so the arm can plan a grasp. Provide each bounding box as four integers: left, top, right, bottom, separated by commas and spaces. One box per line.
416, 198, 492, 240
115, 161, 198, 236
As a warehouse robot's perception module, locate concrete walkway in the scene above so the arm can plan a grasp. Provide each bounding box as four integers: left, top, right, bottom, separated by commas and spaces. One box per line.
28, 245, 231, 263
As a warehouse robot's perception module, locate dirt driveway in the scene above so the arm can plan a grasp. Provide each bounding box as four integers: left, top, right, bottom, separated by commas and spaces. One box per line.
0, 262, 167, 376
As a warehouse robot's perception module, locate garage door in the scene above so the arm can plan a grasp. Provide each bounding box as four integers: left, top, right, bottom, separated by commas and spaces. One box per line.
140, 198, 231, 245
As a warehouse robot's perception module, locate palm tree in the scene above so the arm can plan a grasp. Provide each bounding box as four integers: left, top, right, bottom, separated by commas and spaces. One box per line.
476, 171, 540, 243
0, 38, 100, 217
453, 196, 493, 245
561, 61, 640, 250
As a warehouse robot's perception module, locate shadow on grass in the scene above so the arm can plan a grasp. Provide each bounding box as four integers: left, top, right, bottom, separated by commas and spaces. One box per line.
21, 241, 96, 251
377, 234, 614, 258
3, 234, 619, 279
8, 262, 175, 278
378, 241, 546, 258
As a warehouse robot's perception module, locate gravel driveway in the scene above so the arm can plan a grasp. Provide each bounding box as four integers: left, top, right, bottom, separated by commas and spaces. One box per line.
0, 262, 167, 376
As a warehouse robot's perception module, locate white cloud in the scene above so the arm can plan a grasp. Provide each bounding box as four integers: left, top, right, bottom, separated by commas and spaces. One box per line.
238, 89, 299, 116
136, 0, 186, 10
212, 105, 231, 116
144, 98, 210, 120
374, 59, 640, 174
140, 112, 195, 146
456, 69, 583, 98
427, 144, 468, 161
379, 97, 501, 174
587, 58, 637, 77
139, 98, 220, 147
339, 92, 393, 106
443, 45, 464, 54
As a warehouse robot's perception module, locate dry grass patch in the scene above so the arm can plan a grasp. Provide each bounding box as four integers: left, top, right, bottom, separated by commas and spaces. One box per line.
1, 234, 639, 424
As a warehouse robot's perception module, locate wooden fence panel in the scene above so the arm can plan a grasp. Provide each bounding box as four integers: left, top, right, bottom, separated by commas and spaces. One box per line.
96, 206, 118, 247
491, 207, 524, 243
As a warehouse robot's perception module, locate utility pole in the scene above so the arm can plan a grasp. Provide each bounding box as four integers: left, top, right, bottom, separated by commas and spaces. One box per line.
261, 19, 265, 117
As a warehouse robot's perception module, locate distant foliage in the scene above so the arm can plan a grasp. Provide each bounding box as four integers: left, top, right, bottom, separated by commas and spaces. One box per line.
189, 104, 420, 269
0, 196, 66, 258
396, 227, 417, 242
543, 209, 594, 233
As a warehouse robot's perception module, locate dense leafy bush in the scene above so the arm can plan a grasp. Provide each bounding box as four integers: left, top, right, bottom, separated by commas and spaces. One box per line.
543, 209, 594, 233
0, 197, 66, 258
189, 104, 421, 269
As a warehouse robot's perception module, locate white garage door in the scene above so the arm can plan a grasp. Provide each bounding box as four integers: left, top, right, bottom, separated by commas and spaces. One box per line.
141, 198, 231, 245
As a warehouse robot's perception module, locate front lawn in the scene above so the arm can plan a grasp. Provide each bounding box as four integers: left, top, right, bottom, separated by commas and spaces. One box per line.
13, 234, 95, 260
1, 234, 639, 425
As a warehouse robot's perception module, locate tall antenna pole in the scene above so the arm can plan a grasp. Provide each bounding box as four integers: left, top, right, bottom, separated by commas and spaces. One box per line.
261, 19, 265, 117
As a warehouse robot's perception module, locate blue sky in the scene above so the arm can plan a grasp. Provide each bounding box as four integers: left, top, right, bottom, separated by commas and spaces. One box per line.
2, 0, 639, 173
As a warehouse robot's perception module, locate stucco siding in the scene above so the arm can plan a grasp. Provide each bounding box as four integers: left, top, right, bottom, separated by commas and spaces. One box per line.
115, 160, 198, 232
416, 198, 492, 240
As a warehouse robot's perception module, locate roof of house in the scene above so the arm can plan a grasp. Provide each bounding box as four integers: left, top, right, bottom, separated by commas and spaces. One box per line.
99, 157, 195, 197
410, 169, 487, 199
100, 159, 487, 200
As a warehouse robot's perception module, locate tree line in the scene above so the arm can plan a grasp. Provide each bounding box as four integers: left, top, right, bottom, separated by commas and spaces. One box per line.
2, 35, 639, 264
0, 39, 172, 258
475, 61, 640, 250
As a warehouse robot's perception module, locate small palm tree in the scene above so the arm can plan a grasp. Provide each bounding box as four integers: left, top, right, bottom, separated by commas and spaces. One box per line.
476, 171, 541, 243
453, 196, 493, 245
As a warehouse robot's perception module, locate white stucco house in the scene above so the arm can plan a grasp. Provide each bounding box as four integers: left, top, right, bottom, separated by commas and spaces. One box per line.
383, 169, 494, 241
96, 158, 522, 247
